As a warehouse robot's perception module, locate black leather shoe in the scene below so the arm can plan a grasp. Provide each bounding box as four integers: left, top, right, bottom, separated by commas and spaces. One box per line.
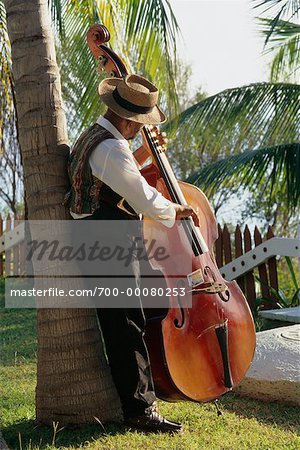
125, 410, 183, 434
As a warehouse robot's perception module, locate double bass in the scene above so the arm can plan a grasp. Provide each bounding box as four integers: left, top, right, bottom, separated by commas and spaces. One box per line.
86, 24, 256, 403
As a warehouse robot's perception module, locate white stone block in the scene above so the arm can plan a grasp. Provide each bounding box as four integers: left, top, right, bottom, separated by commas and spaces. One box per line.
235, 325, 300, 406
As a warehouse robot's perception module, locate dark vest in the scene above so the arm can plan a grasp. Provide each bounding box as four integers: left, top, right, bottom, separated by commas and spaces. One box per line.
64, 123, 138, 218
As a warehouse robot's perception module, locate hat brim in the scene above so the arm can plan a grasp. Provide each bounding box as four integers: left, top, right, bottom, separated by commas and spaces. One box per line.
98, 78, 167, 125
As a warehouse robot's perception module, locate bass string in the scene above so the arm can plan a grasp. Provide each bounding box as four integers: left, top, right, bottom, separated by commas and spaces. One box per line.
144, 125, 202, 255
145, 128, 226, 327
143, 125, 204, 256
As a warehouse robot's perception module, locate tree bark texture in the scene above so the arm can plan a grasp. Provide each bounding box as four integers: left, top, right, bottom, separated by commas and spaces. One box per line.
4, 0, 122, 425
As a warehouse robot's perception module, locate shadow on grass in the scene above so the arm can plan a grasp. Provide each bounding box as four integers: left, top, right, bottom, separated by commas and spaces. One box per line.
220, 393, 300, 432
3, 419, 128, 449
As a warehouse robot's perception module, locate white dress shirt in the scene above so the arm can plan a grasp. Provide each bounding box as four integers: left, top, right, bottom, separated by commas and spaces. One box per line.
70, 116, 176, 227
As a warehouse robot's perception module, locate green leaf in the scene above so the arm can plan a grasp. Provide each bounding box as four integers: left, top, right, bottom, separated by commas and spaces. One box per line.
254, 275, 288, 307
258, 18, 300, 81
285, 256, 299, 289
186, 142, 300, 212
169, 82, 300, 213
277, 287, 289, 306
253, 1, 300, 81
291, 288, 300, 306
253, 1, 300, 36
168, 83, 300, 157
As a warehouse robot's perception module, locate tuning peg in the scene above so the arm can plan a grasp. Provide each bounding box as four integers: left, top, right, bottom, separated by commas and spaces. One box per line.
99, 55, 108, 65
97, 55, 108, 72
158, 145, 167, 153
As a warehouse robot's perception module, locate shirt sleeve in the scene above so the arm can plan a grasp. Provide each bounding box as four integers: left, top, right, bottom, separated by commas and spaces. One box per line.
89, 139, 176, 228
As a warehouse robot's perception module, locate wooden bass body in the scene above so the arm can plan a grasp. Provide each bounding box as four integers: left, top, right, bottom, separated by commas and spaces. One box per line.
142, 166, 256, 402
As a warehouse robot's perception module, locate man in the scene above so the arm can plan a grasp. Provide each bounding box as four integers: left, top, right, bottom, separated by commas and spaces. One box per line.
66, 74, 199, 433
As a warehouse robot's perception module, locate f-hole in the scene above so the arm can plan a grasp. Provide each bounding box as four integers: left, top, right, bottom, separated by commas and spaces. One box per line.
205, 265, 230, 302
174, 279, 186, 329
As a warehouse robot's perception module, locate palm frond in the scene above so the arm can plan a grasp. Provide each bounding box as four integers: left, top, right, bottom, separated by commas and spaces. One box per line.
116, 0, 180, 115
0, 0, 18, 152
167, 83, 300, 160
253, 0, 300, 17
187, 142, 300, 211
49, 0, 64, 35
258, 18, 300, 80
0, 0, 23, 211
259, 16, 300, 45
0, 0, 12, 135
253, 0, 300, 44
55, 1, 102, 139
49, 0, 180, 137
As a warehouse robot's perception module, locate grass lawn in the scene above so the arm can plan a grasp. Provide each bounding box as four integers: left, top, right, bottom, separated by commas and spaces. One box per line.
0, 278, 299, 450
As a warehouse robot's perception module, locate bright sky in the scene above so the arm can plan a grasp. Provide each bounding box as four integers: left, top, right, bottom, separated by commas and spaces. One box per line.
170, 0, 273, 96
169, 0, 275, 225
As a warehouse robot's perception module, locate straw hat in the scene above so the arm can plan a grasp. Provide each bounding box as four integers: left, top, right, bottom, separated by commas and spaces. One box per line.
98, 74, 166, 124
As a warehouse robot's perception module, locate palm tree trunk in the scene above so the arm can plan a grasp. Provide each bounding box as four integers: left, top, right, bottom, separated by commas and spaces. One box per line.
4, 0, 122, 425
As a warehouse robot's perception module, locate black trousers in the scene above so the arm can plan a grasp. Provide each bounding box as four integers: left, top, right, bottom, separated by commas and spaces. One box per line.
81, 205, 156, 418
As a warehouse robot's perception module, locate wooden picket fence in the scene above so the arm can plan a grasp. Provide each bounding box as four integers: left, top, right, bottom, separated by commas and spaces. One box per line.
0, 214, 25, 278
215, 224, 278, 310
0, 214, 279, 310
